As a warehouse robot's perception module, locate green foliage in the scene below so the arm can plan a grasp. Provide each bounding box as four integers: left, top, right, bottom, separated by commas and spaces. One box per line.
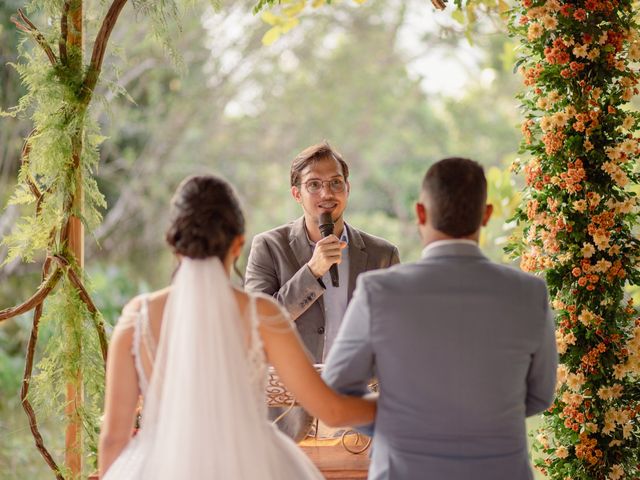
131, 0, 184, 66
1, 42, 106, 265
0, 0, 187, 476
508, 0, 640, 477
30, 279, 105, 474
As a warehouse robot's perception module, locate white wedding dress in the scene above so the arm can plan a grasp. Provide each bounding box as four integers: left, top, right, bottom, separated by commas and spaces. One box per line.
103, 257, 323, 479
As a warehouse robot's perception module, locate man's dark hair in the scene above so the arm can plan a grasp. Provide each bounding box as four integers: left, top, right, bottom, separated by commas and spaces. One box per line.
290, 141, 349, 187
421, 157, 487, 237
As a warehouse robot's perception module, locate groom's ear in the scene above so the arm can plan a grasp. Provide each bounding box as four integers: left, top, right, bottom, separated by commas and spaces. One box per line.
481, 204, 494, 227
415, 202, 427, 226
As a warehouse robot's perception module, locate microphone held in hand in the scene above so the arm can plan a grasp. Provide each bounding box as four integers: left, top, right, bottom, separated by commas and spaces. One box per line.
319, 212, 340, 287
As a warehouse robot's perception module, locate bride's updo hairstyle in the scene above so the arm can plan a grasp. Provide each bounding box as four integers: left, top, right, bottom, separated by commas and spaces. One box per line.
165, 175, 245, 260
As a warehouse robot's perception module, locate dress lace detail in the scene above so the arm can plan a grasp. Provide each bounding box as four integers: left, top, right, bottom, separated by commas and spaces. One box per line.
247, 295, 268, 414
140, 299, 157, 364
131, 296, 156, 396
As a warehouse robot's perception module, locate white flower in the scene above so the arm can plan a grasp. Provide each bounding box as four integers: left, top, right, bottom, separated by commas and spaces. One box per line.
566, 372, 585, 391
599, 32, 608, 45
548, 91, 561, 103
573, 199, 587, 213
606, 146, 622, 161
582, 243, 595, 258
613, 363, 627, 380
593, 259, 612, 273
579, 310, 596, 326
537, 97, 550, 110
608, 464, 624, 480
556, 364, 569, 387
598, 384, 623, 401
528, 23, 544, 41
620, 138, 636, 154
556, 330, 568, 354
555, 445, 569, 458
553, 111, 569, 127
611, 169, 629, 188
587, 48, 600, 60
545, 0, 561, 11
573, 44, 588, 58
540, 115, 554, 131
542, 15, 558, 30
536, 433, 550, 449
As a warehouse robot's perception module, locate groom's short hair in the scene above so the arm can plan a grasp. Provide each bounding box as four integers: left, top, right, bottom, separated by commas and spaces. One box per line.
422, 157, 487, 237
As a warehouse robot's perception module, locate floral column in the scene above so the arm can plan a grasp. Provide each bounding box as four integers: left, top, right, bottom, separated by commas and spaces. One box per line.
508, 0, 640, 477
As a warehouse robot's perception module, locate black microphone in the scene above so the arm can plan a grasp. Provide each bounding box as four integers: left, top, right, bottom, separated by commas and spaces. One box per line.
319, 212, 340, 288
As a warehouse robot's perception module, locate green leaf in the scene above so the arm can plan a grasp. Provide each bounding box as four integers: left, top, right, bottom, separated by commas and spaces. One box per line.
262, 26, 282, 46
451, 9, 465, 24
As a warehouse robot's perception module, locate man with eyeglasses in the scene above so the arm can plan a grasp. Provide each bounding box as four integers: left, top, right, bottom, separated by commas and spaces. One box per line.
245, 141, 400, 440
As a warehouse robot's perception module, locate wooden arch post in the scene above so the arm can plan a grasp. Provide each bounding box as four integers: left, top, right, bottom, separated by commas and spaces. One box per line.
66, 1, 84, 476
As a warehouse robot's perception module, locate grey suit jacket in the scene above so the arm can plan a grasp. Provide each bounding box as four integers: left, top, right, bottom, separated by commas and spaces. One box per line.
323, 242, 557, 480
245, 216, 400, 362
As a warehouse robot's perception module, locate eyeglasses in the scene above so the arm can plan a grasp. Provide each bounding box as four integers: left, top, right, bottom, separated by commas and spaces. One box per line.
300, 178, 346, 194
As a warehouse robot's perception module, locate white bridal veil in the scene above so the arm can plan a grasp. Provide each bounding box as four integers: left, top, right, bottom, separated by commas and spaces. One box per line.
136, 257, 280, 478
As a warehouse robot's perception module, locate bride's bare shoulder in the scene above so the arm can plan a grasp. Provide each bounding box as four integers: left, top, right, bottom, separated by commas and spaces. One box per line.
252, 295, 293, 331
118, 288, 170, 329
230, 288, 249, 314
146, 287, 171, 309
232, 290, 287, 320
116, 296, 143, 330
255, 295, 283, 317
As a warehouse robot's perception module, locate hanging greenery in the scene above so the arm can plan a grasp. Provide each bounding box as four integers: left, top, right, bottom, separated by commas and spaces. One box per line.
508, 0, 640, 477
0, 1, 181, 477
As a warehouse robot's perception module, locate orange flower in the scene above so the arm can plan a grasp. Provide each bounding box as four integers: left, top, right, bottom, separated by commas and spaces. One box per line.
573, 8, 587, 20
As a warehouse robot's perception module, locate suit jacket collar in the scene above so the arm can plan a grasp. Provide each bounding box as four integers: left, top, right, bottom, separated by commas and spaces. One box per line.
288, 217, 366, 301
288, 216, 310, 269
345, 224, 367, 301
420, 241, 487, 261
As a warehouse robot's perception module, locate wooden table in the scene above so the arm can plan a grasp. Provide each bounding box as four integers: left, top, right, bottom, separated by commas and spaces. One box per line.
300, 436, 370, 479
90, 436, 371, 480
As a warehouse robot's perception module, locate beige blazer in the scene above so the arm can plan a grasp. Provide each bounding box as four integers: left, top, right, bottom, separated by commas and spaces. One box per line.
245, 216, 400, 362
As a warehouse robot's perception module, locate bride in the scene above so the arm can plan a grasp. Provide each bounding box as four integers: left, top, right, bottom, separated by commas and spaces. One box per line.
98, 175, 375, 479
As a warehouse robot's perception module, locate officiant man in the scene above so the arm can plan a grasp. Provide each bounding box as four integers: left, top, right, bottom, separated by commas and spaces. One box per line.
323, 157, 558, 480
245, 141, 399, 439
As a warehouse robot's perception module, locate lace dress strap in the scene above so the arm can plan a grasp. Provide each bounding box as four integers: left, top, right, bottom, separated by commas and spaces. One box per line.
131, 296, 151, 395
248, 295, 264, 352
246, 294, 269, 413
140, 298, 157, 360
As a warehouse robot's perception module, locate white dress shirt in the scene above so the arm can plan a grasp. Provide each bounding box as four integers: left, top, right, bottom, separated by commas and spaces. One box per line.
421, 239, 478, 258
307, 228, 350, 360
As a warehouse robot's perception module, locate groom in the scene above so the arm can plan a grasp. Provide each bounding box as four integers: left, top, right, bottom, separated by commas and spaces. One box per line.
323, 157, 557, 480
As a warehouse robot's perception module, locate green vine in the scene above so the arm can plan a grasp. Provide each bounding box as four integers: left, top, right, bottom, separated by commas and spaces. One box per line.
0, 0, 183, 477
30, 280, 106, 472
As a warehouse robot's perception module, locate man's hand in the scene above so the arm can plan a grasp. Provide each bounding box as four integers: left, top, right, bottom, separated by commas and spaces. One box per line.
307, 235, 347, 278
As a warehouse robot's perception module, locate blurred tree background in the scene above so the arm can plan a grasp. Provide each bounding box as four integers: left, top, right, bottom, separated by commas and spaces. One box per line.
1, 0, 530, 476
